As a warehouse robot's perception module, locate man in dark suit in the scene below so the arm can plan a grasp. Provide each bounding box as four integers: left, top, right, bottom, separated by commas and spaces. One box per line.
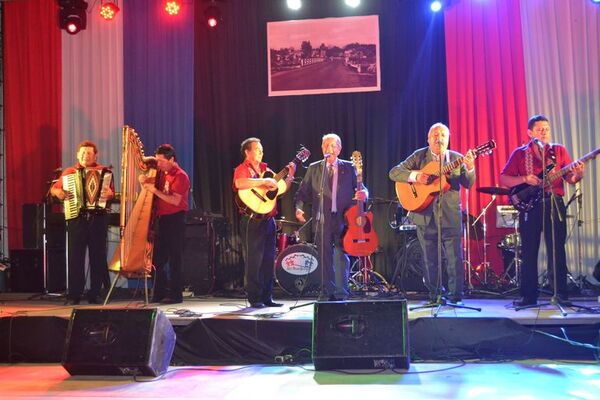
389, 123, 475, 303
295, 133, 368, 301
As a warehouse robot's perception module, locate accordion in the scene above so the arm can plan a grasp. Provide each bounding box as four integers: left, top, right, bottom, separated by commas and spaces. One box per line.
63, 168, 113, 220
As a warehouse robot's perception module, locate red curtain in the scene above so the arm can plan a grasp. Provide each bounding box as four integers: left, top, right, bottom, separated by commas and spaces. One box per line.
4, 0, 62, 249
444, 0, 529, 275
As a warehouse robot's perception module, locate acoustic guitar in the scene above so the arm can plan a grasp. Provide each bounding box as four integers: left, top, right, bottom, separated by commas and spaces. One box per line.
343, 151, 379, 257
395, 140, 496, 212
235, 147, 310, 216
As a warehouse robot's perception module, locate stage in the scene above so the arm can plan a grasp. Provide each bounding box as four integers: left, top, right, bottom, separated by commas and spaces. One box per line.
1, 292, 599, 366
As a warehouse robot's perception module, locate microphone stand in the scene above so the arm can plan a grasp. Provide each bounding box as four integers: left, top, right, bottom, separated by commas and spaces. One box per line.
289, 157, 329, 311
410, 149, 480, 316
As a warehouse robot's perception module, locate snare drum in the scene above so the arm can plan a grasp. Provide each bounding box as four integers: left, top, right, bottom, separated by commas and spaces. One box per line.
276, 232, 299, 254
275, 243, 321, 296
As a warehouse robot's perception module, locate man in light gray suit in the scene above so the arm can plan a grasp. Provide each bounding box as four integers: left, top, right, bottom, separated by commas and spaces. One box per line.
295, 133, 368, 301
389, 123, 475, 303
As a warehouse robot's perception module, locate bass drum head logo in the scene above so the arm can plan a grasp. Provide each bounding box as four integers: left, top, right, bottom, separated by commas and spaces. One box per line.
281, 251, 318, 276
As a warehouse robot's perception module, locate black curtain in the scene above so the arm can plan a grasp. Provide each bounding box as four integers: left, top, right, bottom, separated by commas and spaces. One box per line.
194, 0, 448, 282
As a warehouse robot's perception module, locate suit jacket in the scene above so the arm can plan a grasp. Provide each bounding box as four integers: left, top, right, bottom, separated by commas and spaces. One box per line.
389, 147, 475, 231
294, 159, 359, 228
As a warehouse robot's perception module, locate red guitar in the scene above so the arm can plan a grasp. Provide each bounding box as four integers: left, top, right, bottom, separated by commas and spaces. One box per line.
343, 151, 378, 257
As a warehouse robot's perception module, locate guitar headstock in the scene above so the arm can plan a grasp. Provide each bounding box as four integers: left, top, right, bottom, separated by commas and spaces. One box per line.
294, 146, 311, 164
351, 151, 363, 177
473, 140, 497, 158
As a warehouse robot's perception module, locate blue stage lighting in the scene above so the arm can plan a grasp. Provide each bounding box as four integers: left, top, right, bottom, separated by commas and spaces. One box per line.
431, 1, 443, 12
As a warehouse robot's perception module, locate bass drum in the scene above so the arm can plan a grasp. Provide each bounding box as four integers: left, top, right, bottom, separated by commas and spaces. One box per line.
275, 243, 321, 297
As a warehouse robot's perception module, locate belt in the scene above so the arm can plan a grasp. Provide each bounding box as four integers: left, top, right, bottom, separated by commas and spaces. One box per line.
242, 212, 272, 221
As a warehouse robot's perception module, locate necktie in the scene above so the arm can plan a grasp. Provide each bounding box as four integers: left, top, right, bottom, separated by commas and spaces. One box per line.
328, 163, 337, 212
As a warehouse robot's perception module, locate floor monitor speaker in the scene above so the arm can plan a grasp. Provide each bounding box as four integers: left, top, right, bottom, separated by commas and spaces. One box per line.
312, 300, 410, 370
62, 308, 175, 376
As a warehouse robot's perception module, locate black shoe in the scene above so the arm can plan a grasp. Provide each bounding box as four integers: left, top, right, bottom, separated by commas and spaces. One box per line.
160, 297, 183, 305
513, 297, 537, 307
87, 296, 102, 304
250, 302, 266, 308
264, 300, 283, 307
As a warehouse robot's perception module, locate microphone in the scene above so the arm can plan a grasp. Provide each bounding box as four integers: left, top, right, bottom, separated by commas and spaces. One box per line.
324, 153, 332, 159
533, 138, 544, 150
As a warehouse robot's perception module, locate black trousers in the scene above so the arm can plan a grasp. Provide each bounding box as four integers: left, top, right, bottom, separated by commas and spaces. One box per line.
314, 212, 350, 298
416, 220, 463, 299
519, 196, 568, 300
66, 213, 109, 300
152, 211, 186, 301
240, 216, 276, 304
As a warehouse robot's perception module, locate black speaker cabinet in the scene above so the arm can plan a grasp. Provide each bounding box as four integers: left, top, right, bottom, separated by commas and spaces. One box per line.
312, 300, 410, 370
9, 249, 44, 292
22, 203, 65, 249
183, 222, 213, 295
62, 308, 176, 377
9, 248, 66, 293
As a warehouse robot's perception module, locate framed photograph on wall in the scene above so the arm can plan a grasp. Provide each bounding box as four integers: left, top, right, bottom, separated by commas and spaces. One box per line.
267, 15, 381, 97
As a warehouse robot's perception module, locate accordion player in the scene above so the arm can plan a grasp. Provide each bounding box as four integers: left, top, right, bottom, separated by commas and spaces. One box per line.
50, 141, 115, 305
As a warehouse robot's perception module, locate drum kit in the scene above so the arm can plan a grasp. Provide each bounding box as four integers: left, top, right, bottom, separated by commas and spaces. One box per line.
467, 186, 521, 291
273, 186, 524, 297
274, 218, 322, 297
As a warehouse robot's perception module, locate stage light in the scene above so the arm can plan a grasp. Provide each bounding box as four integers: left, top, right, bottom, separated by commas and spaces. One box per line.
592, 0, 600, 4
431, 1, 443, 12
287, 0, 302, 11
59, 0, 88, 35
165, 0, 181, 16
100, 1, 119, 21
204, 5, 222, 28
344, 0, 361, 8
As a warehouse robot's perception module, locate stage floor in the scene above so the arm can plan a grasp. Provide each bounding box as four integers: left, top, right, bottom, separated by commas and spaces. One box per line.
1, 292, 599, 326
1, 361, 599, 400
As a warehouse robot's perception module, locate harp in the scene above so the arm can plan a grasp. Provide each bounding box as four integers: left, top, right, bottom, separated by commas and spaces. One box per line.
105, 126, 157, 304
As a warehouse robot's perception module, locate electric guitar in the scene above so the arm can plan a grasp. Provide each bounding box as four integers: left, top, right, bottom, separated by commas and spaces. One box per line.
395, 140, 496, 212
509, 147, 600, 212
343, 151, 379, 257
235, 147, 310, 216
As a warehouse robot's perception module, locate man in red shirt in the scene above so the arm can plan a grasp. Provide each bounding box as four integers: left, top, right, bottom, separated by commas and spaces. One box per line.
233, 137, 295, 308
500, 115, 584, 307
141, 144, 190, 304
51, 140, 114, 305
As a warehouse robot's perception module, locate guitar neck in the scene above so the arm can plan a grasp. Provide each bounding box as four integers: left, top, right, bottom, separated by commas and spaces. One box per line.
273, 167, 289, 182
432, 156, 464, 177
544, 148, 599, 187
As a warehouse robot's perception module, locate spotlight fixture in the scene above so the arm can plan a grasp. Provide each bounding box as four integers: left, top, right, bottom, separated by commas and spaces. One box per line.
592, 0, 600, 4
430, 1, 443, 12
205, 5, 221, 28
287, 0, 302, 11
100, 1, 119, 21
165, 0, 181, 16
59, 0, 88, 35
344, 0, 361, 8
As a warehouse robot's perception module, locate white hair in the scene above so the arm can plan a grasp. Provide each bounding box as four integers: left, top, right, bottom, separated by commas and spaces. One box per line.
428, 123, 450, 136
321, 133, 342, 147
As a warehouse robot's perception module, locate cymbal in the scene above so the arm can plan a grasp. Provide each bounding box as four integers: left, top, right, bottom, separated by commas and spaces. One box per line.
275, 218, 302, 226
477, 186, 510, 196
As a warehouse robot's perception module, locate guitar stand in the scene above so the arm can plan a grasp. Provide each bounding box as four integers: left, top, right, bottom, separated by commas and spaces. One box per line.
349, 255, 390, 296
